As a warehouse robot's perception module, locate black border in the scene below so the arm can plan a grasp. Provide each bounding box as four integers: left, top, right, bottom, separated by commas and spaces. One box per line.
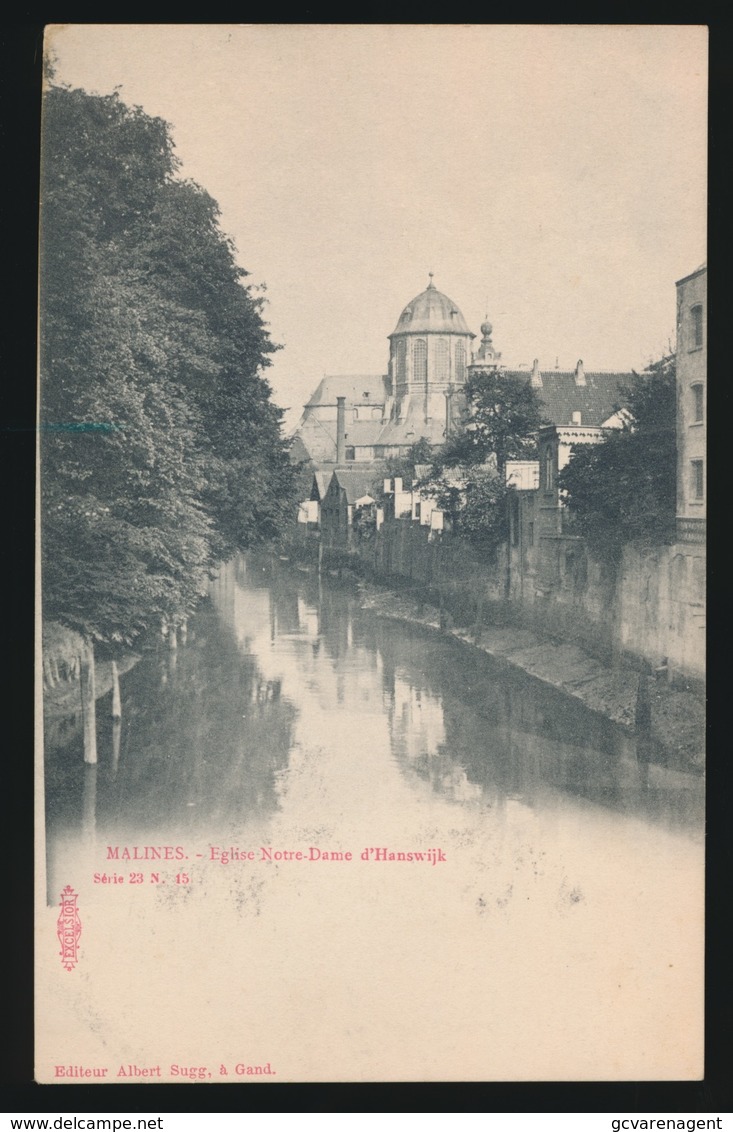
3, 17, 729, 1115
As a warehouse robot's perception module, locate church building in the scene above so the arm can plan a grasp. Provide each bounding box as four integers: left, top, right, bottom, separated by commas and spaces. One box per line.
291, 276, 635, 470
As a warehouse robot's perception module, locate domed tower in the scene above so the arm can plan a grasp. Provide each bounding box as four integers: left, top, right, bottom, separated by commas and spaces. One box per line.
387, 275, 475, 426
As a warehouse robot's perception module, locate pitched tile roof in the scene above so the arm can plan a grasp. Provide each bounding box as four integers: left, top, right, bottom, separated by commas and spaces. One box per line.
503, 369, 633, 427
328, 468, 380, 503
305, 375, 388, 407
310, 471, 330, 501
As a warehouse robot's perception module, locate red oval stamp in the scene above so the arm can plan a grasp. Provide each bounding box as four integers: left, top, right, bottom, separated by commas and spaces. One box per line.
57, 885, 82, 971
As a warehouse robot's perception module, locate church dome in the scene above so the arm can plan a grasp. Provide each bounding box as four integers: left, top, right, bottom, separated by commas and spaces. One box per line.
390, 276, 474, 337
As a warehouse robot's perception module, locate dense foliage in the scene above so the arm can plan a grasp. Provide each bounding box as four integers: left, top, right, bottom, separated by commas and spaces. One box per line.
370, 437, 433, 497
439, 369, 547, 475
415, 370, 544, 553
558, 356, 677, 559
41, 85, 295, 643
421, 464, 509, 556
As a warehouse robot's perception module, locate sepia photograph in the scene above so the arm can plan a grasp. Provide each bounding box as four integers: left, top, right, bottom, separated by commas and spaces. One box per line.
36, 24, 706, 1084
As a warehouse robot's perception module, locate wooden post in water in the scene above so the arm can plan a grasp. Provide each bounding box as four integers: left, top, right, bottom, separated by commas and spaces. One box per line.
110, 718, 121, 778
80, 641, 97, 765
82, 764, 97, 836
111, 660, 121, 720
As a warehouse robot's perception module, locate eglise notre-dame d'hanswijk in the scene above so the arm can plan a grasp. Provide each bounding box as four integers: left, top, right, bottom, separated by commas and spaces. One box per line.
290, 275, 634, 471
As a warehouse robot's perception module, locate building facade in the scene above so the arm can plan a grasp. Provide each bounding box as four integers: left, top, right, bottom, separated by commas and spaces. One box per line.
675, 264, 706, 543
293, 280, 635, 471
292, 277, 477, 466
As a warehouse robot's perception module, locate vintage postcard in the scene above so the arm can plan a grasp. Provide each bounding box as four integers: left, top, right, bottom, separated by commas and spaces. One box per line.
36, 25, 706, 1084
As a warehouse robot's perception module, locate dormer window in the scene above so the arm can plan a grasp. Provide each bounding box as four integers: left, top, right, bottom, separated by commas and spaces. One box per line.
571, 411, 582, 425
690, 304, 703, 349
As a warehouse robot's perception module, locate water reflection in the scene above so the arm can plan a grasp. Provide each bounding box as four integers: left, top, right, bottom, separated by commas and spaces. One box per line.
40, 553, 704, 1080
45, 554, 703, 866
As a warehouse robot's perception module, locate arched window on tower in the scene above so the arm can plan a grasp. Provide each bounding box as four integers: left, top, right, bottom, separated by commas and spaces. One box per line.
435, 338, 449, 382
413, 338, 427, 382
455, 340, 466, 382
395, 339, 406, 383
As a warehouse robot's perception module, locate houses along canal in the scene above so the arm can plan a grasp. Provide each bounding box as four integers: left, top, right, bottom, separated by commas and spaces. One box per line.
43, 554, 704, 1079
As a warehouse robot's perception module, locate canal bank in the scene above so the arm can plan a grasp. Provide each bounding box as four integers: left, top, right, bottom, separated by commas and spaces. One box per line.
354, 577, 705, 769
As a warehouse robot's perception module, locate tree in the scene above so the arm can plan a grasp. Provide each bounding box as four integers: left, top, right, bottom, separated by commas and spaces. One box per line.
439, 369, 548, 476
370, 437, 433, 498
418, 463, 509, 556
40, 84, 295, 645
413, 371, 544, 554
558, 355, 677, 561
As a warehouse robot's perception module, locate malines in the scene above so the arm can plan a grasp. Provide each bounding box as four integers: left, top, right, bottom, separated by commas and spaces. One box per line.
106, 846, 186, 860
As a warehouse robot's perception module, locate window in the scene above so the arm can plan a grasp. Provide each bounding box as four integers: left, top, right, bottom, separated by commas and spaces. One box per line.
435, 337, 449, 381
690, 305, 703, 349
528, 522, 534, 547
692, 383, 704, 423
690, 459, 704, 500
455, 341, 466, 382
571, 411, 582, 425
345, 446, 356, 462
395, 340, 406, 383
413, 338, 427, 382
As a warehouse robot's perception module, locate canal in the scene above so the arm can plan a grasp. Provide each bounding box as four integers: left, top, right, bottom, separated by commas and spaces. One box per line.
41, 554, 705, 1081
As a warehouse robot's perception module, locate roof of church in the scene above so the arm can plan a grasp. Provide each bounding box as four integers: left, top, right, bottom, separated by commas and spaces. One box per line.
344, 420, 386, 446
288, 434, 312, 464
503, 368, 633, 427
376, 413, 447, 448
305, 374, 387, 407
390, 278, 474, 337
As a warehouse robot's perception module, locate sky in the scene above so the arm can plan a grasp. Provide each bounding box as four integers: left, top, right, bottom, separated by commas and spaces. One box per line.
46, 24, 707, 429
